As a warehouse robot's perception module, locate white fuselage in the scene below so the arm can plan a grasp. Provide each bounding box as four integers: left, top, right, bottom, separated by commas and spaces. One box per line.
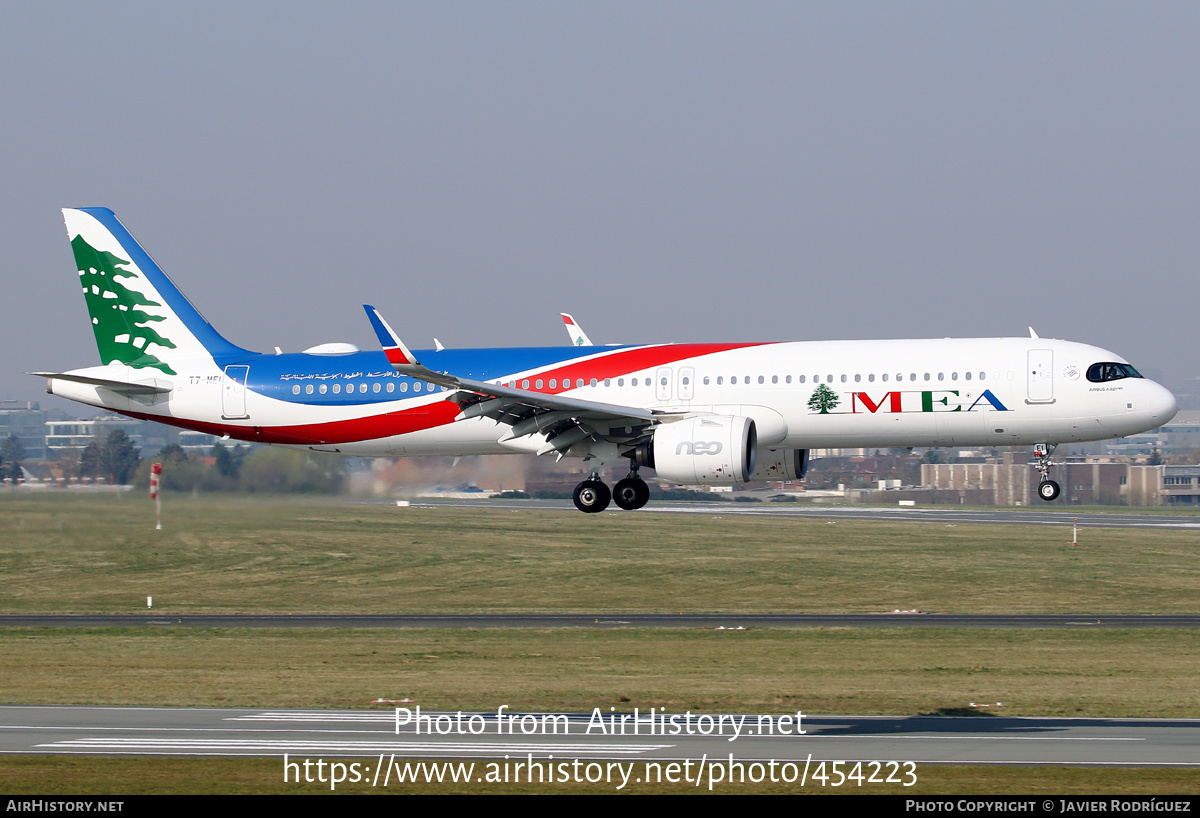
48, 336, 1178, 459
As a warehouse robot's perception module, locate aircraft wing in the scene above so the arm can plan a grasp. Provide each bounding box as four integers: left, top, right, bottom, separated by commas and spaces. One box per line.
364, 306, 659, 455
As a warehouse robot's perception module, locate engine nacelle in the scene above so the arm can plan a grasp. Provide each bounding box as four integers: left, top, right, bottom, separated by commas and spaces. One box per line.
635, 415, 757, 485
748, 448, 809, 482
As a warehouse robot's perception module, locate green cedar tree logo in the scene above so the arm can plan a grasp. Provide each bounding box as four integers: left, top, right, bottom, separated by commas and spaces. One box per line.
71, 235, 177, 375
807, 383, 840, 414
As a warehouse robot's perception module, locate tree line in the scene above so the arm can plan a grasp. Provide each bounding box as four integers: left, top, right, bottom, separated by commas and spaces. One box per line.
14, 428, 344, 493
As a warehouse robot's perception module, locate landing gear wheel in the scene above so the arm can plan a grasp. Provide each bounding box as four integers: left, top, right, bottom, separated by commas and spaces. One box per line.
613, 477, 650, 511
573, 480, 611, 513
1038, 480, 1061, 502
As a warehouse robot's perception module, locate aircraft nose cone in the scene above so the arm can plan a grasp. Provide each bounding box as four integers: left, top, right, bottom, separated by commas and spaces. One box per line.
1150, 382, 1179, 424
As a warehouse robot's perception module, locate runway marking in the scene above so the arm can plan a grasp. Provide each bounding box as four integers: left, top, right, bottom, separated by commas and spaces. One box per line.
230, 712, 398, 722
35, 738, 671, 756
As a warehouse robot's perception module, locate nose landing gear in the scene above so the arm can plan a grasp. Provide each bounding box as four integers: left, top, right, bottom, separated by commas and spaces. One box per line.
1033, 443, 1061, 502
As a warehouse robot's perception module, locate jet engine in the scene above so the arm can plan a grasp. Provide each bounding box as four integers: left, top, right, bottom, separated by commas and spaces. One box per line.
748, 448, 809, 482
633, 415, 757, 485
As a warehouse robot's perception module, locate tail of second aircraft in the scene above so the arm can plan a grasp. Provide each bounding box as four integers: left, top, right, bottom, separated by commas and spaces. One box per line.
63, 207, 250, 375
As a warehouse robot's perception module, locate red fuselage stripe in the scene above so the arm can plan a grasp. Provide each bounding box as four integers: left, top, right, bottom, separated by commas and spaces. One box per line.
125, 342, 769, 446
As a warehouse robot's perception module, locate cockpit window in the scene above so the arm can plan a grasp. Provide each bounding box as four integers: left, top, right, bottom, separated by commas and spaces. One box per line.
1087, 362, 1143, 383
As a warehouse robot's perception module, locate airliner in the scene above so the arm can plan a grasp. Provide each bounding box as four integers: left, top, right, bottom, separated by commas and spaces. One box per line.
36, 207, 1178, 512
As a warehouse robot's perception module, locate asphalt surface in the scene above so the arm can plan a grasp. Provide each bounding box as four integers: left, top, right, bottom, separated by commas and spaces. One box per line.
413, 498, 1200, 529
3, 614, 1200, 629
2, 705, 1197, 768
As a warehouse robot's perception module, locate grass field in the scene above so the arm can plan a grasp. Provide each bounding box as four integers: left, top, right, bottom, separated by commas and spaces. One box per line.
1, 494, 1198, 614
3, 627, 1200, 717
1, 493, 1198, 794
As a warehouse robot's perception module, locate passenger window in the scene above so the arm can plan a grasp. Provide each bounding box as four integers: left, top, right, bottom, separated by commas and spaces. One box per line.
305, 384, 314, 394
535, 379, 543, 389
717, 376, 724, 385
399, 383, 407, 393
550, 379, 557, 389
854, 374, 861, 383
386, 382, 394, 392
758, 375, 765, 384
333, 384, 341, 394
292, 385, 300, 395
373, 383, 381, 393
320, 384, 328, 394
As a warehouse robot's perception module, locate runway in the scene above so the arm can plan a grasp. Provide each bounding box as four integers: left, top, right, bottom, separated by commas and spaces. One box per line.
4, 614, 1200, 628
415, 498, 1200, 530
2, 705, 1197, 768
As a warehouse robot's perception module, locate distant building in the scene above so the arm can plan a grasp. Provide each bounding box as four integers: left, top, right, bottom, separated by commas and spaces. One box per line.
1103, 410, 1200, 457
922, 456, 1198, 506
179, 430, 226, 454
1161, 465, 1200, 505
44, 415, 172, 456
0, 401, 69, 461
1159, 411, 1200, 454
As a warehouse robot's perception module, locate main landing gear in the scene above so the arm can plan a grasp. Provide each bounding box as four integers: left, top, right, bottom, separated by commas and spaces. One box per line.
572, 465, 650, 513
572, 478, 610, 513
1033, 443, 1061, 502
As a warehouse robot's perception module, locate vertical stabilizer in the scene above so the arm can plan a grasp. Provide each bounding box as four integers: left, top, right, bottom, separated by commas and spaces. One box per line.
64, 208, 250, 374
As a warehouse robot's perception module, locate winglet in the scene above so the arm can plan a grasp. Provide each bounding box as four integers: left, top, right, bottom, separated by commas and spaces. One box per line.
1028, 326, 1039, 339
561, 313, 593, 346
364, 305, 420, 366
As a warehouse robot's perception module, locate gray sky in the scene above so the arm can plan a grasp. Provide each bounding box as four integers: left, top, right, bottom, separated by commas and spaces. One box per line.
5, 2, 1198, 410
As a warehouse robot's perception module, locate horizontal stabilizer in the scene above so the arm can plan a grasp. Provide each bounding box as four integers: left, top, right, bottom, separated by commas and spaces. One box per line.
30, 371, 173, 397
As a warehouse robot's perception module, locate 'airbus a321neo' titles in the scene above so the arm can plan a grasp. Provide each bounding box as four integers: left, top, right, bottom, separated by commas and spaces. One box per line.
36, 208, 1178, 512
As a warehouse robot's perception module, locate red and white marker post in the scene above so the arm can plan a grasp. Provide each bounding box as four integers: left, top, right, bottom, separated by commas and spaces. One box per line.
150, 463, 162, 530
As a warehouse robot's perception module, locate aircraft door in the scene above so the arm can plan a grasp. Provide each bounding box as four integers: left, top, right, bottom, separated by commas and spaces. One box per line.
678, 366, 695, 401
656, 367, 673, 401
222, 365, 250, 419
1027, 350, 1054, 403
